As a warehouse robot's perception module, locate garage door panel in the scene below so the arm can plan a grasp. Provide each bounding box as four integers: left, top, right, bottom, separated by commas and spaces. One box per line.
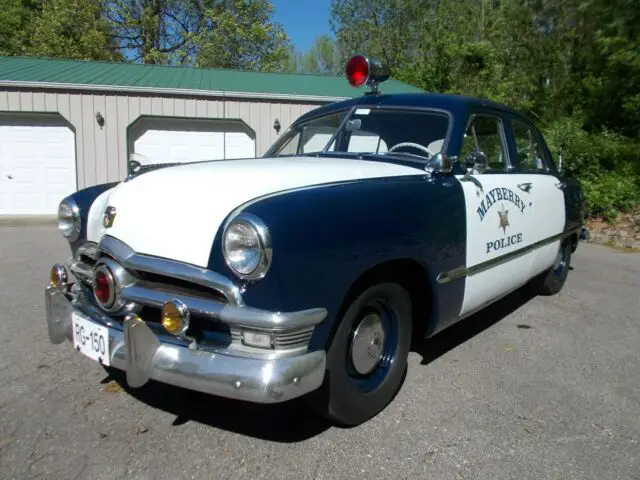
132, 118, 255, 165
225, 132, 255, 159
0, 115, 76, 215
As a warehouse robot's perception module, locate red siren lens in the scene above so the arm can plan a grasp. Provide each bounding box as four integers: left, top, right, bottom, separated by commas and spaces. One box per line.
346, 56, 369, 87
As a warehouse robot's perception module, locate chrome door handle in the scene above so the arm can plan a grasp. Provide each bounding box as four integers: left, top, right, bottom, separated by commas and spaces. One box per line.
555, 182, 567, 190
517, 182, 532, 193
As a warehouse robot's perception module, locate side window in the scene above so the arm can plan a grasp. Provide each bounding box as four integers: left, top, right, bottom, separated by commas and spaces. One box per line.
277, 132, 300, 155
460, 115, 508, 173
512, 120, 550, 172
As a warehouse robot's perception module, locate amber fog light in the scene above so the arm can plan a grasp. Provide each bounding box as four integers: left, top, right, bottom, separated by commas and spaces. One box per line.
162, 299, 190, 336
49, 264, 68, 290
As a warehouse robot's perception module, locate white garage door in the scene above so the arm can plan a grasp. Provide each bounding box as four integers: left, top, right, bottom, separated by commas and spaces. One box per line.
131, 118, 255, 165
0, 115, 76, 215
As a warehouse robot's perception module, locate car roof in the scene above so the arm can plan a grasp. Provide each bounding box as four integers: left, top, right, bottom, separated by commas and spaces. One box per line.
296, 91, 530, 125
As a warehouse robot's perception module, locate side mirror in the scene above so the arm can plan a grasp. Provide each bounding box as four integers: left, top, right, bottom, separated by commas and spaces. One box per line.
427, 152, 453, 174
465, 151, 488, 174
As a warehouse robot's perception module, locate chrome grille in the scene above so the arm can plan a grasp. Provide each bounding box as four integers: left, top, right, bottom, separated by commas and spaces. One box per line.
66, 236, 318, 354
230, 327, 314, 350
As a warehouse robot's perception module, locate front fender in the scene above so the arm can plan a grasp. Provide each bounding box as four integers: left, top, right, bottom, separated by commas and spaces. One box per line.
207, 174, 467, 350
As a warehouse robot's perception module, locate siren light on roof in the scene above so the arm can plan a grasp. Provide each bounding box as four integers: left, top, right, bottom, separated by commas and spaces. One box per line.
345, 55, 390, 95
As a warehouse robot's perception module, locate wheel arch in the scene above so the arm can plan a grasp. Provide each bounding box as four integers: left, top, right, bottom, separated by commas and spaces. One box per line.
331, 258, 435, 348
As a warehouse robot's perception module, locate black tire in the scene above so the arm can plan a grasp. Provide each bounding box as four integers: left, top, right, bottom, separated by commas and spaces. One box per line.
529, 240, 572, 296
306, 282, 412, 426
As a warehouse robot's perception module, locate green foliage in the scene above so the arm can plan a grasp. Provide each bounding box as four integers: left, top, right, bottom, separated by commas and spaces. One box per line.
285, 35, 342, 75
196, 0, 291, 71
2, 0, 291, 69
0, 0, 40, 56
543, 116, 640, 222
330, 0, 640, 221
25, 0, 119, 61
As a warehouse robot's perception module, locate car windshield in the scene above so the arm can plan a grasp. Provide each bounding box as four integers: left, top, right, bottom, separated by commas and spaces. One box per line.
268, 107, 450, 161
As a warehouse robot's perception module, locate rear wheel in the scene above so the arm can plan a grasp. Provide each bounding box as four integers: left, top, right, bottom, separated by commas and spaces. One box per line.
307, 282, 412, 426
529, 240, 572, 295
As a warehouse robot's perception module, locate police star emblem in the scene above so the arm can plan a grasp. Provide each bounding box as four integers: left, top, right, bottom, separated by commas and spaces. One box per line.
497, 203, 509, 233
103, 206, 116, 228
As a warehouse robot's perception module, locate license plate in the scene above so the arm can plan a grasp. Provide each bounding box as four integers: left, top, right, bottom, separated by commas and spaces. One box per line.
72, 313, 110, 366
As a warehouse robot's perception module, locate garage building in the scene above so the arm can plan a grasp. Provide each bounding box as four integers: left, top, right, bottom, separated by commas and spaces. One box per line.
0, 56, 421, 215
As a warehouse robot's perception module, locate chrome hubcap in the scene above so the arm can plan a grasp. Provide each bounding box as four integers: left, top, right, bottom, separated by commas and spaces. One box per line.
350, 313, 385, 375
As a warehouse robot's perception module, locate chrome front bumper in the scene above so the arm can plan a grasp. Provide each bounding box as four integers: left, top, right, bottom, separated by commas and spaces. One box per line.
45, 286, 326, 403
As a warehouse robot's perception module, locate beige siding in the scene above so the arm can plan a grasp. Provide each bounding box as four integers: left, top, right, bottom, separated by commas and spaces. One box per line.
0, 88, 326, 189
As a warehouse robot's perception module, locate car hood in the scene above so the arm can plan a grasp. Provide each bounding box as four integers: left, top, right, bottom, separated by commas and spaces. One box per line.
86, 156, 423, 267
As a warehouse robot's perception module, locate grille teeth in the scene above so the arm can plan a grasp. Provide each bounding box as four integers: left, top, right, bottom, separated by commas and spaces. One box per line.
231, 327, 314, 350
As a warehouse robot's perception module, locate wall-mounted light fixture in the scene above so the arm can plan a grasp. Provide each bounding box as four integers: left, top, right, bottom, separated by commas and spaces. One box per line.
273, 118, 281, 135
96, 112, 105, 129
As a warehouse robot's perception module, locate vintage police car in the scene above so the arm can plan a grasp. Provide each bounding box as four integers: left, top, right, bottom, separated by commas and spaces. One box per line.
45, 56, 584, 426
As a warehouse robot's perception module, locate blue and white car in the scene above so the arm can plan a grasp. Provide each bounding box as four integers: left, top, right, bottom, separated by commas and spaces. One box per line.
45, 56, 584, 426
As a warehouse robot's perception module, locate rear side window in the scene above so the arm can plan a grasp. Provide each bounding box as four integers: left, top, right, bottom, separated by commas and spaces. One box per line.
512, 120, 551, 173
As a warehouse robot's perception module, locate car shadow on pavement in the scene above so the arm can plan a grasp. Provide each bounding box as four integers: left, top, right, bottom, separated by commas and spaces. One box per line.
413, 285, 537, 365
104, 285, 536, 441
104, 368, 331, 442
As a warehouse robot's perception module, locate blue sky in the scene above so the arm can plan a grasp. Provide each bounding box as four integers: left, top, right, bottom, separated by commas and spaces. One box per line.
272, 0, 333, 52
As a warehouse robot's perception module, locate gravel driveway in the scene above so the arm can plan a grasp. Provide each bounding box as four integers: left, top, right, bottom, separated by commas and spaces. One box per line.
0, 226, 638, 480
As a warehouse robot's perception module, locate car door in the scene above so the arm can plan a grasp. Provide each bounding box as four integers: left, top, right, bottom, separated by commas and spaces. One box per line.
507, 116, 566, 278
453, 111, 537, 318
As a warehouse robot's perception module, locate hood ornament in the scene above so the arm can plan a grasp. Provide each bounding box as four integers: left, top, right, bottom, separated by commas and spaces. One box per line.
103, 206, 117, 228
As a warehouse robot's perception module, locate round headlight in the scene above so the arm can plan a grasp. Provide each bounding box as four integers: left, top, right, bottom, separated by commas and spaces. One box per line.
223, 213, 272, 281
58, 198, 81, 242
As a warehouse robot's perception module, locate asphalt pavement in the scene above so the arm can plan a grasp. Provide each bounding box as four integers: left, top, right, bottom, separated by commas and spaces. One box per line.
0, 226, 638, 480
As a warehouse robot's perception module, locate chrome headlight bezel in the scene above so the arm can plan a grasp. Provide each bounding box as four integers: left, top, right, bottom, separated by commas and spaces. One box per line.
57, 197, 81, 242
222, 213, 272, 281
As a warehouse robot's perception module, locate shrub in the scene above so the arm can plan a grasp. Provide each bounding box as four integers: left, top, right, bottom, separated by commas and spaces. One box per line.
543, 116, 640, 223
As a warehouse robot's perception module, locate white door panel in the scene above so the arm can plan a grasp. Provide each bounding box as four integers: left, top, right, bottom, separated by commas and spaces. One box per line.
457, 174, 537, 317
0, 116, 76, 215
528, 174, 566, 276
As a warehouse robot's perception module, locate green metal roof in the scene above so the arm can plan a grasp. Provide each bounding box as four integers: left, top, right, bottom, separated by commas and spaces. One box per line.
0, 56, 423, 100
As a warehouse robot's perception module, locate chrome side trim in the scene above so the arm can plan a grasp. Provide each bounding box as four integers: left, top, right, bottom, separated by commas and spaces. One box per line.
98, 235, 244, 306
437, 228, 581, 284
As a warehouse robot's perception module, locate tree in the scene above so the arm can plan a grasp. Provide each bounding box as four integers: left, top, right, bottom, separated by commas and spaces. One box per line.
105, 0, 291, 69
104, 0, 206, 64
301, 35, 342, 75
196, 0, 291, 71
330, 0, 640, 220
0, 0, 41, 56
24, 0, 120, 60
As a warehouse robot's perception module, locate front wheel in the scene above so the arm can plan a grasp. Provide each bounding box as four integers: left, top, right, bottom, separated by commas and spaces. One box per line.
529, 240, 572, 295
307, 282, 412, 426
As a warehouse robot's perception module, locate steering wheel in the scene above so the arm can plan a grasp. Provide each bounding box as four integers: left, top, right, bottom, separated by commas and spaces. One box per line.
388, 142, 432, 158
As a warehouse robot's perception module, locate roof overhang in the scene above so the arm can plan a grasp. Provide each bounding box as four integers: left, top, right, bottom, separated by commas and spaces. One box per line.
0, 80, 350, 104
